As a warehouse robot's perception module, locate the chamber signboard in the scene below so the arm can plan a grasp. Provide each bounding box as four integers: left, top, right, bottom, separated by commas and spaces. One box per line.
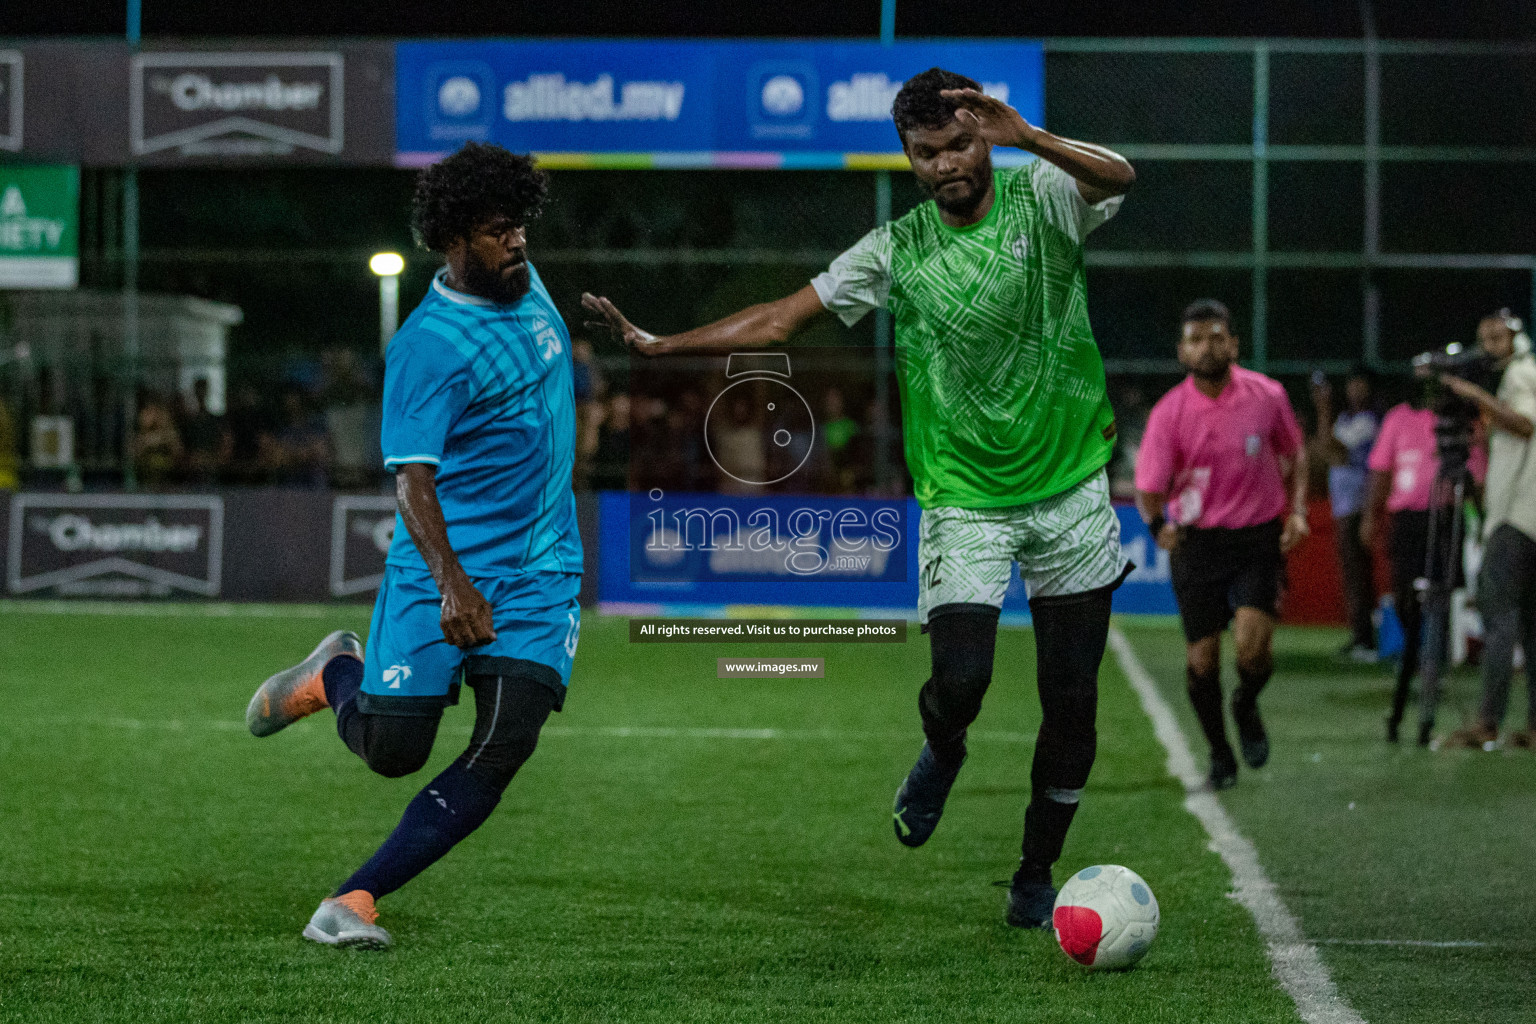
7, 494, 223, 597
0, 164, 78, 289
131, 51, 346, 159
330, 494, 396, 597
395, 39, 1044, 169
0, 51, 21, 152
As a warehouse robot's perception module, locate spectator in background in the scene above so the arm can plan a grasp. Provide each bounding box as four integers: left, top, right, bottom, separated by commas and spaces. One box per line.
709, 393, 764, 496
225, 385, 270, 485
0, 395, 19, 490
816, 387, 860, 493
591, 392, 631, 491
1361, 380, 1486, 745
131, 395, 184, 490
1440, 311, 1536, 750
261, 389, 330, 488
321, 349, 381, 490
1313, 366, 1380, 661
822, 387, 859, 458
180, 377, 231, 486
571, 339, 603, 490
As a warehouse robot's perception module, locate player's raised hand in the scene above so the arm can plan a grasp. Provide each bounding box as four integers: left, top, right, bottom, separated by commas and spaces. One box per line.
581, 292, 669, 355
440, 574, 497, 649
940, 88, 1036, 149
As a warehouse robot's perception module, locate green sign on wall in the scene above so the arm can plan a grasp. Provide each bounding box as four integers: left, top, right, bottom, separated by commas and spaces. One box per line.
0, 165, 79, 289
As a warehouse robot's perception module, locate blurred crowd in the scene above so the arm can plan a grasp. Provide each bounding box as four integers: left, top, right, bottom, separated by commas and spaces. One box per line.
127, 348, 382, 490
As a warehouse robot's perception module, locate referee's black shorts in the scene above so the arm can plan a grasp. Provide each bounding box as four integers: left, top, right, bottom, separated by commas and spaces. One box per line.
1169, 518, 1286, 643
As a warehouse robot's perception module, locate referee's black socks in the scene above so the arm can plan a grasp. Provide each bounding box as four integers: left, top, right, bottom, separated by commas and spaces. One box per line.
1233, 656, 1273, 714
1187, 664, 1235, 761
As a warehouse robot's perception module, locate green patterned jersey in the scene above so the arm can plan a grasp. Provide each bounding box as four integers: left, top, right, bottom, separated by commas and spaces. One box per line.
811, 161, 1121, 509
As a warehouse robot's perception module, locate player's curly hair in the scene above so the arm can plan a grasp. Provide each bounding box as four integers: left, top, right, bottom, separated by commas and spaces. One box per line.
891, 67, 982, 140
410, 142, 549, 252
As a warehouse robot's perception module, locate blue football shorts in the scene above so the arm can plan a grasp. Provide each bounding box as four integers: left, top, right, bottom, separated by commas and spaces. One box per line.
359, 565, 582, 715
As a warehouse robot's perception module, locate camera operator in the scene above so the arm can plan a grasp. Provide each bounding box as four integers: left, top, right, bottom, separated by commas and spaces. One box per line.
1441, 311, 1536, 749
1361, 381, 1485, 744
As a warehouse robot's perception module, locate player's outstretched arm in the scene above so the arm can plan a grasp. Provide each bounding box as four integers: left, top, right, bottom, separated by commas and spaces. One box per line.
581, 285, 828, 357
940, 88, 1135, 204
396, 463, 496, 648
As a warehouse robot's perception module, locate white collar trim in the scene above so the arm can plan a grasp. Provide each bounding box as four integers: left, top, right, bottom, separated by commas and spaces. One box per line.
432, 266, 494, 307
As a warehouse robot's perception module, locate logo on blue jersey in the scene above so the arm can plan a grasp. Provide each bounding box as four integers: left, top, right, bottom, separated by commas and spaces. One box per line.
382, 663, 413, 689
531, 315, 564, 362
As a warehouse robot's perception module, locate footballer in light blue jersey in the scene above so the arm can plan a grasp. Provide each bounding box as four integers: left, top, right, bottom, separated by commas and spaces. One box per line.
380, 262, 582, 579
244, 143, 583, 948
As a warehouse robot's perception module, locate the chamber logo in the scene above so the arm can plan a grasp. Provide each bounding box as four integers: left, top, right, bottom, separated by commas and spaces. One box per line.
132, 52, 344, 157
8, 494, 222, 597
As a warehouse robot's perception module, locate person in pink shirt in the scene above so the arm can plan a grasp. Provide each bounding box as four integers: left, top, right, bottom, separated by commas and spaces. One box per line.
1361, 387, 1488, 745
1135, 299, 1310, 790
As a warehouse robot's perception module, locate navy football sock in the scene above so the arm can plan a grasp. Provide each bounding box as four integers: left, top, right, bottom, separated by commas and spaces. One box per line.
335, 762, 501, 900
321, 654, 363, 712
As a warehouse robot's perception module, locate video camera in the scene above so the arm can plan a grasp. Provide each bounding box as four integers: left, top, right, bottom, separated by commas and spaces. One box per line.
1411, 342, 1502, 476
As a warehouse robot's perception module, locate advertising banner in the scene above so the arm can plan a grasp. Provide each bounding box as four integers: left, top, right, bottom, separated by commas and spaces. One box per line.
7, 493, 222, 597
6, 42, 395, 166
395, 39, 1044, 169
0, 164, 78, 289
330, 494, 397, 597
599, 492, 1176, 616
0, 50, 19, 152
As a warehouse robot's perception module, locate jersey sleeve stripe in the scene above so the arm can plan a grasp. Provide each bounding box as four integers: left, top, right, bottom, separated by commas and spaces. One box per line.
383, 454, 442, 467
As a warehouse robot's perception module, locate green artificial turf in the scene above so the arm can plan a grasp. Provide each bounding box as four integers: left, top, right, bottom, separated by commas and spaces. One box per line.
1122, 622, 1536, 1024
0, 606, 1302, 1024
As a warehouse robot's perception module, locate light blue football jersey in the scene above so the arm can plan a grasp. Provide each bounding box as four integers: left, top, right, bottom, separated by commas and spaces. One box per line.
381, 264, 582, 577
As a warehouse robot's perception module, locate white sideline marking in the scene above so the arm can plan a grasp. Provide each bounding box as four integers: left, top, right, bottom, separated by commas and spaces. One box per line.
2, 716, 1034, 746
1108, 626, 1368, 1024
1317, 939, 1490, 949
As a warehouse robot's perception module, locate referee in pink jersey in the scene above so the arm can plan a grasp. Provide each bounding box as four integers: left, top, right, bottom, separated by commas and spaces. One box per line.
1134, 299, 1310, 789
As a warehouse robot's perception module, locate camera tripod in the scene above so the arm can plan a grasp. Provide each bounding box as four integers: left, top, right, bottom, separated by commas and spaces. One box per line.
1411, 462, 1475, 741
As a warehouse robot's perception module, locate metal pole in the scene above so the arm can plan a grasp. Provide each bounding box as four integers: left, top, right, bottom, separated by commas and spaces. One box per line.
873, 0, 896, 493
122, 0, 141, 489
1251, 43, 1269, 373
379, 274, 399, 353
1361, 0, 1382, 369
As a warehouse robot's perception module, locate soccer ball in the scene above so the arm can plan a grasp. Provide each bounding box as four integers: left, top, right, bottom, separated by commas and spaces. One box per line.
1052, 864, 1160, 970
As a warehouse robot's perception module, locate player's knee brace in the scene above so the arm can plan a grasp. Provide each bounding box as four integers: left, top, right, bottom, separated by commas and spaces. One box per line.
454, 671, 560, 793
919, 605, 1000, 755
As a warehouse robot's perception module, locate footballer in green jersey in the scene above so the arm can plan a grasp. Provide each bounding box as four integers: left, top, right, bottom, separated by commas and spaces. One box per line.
584, 67, 1136, 929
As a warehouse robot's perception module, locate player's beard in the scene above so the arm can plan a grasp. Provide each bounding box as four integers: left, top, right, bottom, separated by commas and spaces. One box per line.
463, 255, 532, 305
926, 160, 993, 218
